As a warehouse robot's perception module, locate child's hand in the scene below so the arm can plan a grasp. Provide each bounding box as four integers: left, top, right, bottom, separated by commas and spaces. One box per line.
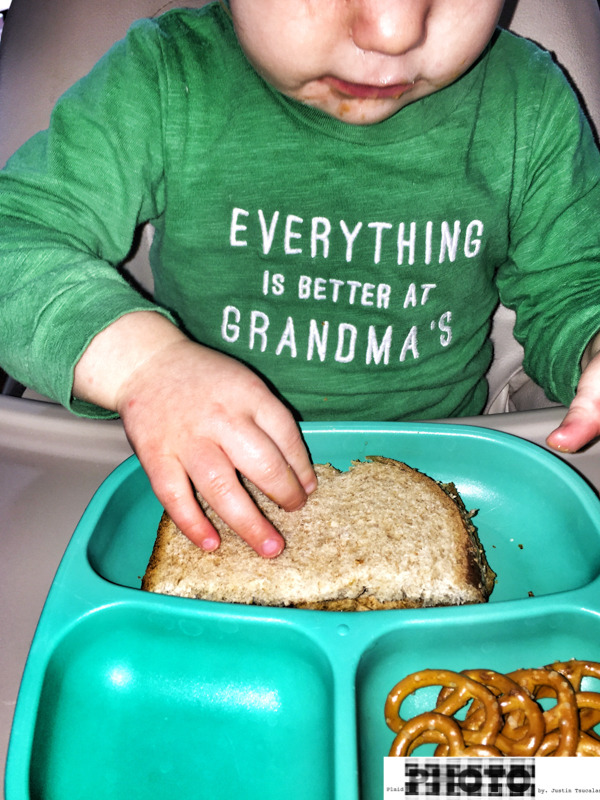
546, 350, 600, 453
73, 312, 317, 556
117, 340, 317, 557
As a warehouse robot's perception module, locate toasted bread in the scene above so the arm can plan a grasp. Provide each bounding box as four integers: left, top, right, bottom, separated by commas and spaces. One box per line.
141, 457, 495, 609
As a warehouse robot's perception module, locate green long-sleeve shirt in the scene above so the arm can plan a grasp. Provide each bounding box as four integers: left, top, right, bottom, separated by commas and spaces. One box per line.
1, 3, 600, 420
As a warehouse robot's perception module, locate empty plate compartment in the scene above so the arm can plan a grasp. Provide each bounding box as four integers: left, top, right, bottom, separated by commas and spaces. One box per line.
28, 604, 336, 800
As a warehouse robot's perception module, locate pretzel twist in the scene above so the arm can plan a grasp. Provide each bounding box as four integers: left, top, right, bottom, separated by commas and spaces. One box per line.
384, 668, 502, 744
439, 669, 545, 756
508, 668, 579, 756
388, 712, 502, 757
543, 660, 600, 692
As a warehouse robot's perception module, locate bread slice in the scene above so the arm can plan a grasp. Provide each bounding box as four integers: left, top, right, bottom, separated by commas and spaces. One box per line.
141, 457, 496, 610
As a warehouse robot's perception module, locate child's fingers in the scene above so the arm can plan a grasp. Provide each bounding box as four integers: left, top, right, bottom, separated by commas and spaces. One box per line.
141, 452, 222, 551
207, 417, 311, 515
546, 404, 600, 453
546, 360, 600, 453
184, 441, 286, 557
254, 400, 318, 498
145, 448, 286, 558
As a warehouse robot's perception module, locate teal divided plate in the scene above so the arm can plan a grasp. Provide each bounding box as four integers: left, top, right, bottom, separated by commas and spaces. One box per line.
6, 422, 600, 799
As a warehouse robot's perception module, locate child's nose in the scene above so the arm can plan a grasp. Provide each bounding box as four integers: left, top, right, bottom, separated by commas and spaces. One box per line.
349, 0, 429, 56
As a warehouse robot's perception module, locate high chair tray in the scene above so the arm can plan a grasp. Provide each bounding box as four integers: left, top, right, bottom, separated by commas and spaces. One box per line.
6, 421, 600, 799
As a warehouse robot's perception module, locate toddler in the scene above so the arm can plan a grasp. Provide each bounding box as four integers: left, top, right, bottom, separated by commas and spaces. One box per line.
1, 0, 600, 557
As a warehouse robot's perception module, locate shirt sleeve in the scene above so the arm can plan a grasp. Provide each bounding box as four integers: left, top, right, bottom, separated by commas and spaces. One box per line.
0, 18, 174, 417
496, 55, 600, 406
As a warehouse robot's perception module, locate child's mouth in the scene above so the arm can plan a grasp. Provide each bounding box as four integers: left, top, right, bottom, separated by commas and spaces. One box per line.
325, 77, 415, 100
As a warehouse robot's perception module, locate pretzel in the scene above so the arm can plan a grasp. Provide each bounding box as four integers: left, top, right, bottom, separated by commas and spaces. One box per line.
438, 668, 545, 756
384, 669, 502, 745
535, 730, 561, 757
577, 732, 600, 757
508, 667, 579, 756
385, 660, 600, 758
388, 712, 502, 757
545, 691, 600, 736
542, 659, 600, 692
547, 661, 600, 733
534, 730, 600, 757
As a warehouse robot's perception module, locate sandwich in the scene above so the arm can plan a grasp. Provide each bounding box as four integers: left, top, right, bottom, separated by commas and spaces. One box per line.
141, 456, 496, 610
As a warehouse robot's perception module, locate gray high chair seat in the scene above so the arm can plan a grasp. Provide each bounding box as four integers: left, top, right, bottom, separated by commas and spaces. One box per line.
1, 0, 600, 412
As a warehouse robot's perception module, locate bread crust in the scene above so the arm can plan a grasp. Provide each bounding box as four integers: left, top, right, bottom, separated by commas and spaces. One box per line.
142, 458, 496, 609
